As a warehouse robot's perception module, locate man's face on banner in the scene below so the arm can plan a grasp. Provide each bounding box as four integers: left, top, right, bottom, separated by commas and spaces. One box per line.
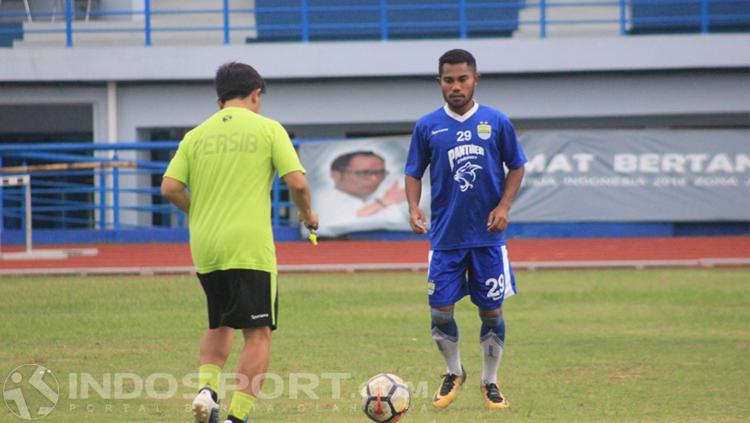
331, 155, 388, 199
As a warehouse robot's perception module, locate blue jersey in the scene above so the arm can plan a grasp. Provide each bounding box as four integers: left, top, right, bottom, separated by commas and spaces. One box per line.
405, 103, 527, 250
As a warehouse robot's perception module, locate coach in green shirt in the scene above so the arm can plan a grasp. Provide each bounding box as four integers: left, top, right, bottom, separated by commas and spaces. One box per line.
162, 62, 318, 423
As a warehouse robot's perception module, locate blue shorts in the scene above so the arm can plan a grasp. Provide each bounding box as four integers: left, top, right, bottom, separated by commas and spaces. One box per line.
427, 245, 517, 310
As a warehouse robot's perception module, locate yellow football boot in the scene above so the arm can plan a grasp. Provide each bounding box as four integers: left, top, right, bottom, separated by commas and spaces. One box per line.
481, 383, 509, 409
432, 367, 466, 409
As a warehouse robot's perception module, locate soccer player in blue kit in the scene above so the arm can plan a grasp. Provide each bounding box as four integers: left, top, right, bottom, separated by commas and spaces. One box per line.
404, 49, 527, 410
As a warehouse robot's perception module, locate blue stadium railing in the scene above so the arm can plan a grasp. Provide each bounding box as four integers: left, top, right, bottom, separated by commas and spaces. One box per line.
0, 0, 747, 47
0, 141, 297, 243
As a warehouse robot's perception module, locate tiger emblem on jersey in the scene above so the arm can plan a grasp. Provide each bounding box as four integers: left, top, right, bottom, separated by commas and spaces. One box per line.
454, 162, 483, 192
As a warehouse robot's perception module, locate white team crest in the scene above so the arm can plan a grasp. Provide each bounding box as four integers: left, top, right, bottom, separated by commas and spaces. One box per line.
477, 122, 491, 140
454, 162, 483, 192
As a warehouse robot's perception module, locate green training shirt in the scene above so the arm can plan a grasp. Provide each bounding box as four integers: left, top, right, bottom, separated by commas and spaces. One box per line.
164, 107, 304, 274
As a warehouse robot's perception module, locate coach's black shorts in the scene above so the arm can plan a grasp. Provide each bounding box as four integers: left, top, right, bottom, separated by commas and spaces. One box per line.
197, 269, 278, 330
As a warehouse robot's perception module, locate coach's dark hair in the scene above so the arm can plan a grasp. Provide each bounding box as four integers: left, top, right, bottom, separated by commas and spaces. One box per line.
215, 62, 267, 103
438, 49, 477, 75
330, 151, 384, 171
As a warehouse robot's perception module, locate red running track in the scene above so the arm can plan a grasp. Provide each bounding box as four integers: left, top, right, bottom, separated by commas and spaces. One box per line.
1, 236, 748, 273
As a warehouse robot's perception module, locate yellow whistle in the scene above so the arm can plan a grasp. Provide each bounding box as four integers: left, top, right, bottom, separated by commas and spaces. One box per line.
308, 230, 318, 246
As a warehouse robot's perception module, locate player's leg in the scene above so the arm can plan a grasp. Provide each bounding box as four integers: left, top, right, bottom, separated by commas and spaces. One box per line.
468, 246, 514, 409
223, 270, 278, 423
478, 308, 508, 409
431, 305, 461, 376
431, 304, 468, 409
428, 249, 469, 408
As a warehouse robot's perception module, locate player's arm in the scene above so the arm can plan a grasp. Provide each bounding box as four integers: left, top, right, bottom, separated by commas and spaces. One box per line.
161, 176, 190, 213
283, 171, 319, 230
405, 175, 428, 234
487, 165, 525, 232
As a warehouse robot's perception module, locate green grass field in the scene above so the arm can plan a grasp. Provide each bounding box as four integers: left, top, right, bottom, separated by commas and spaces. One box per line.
1, 268, 749, 422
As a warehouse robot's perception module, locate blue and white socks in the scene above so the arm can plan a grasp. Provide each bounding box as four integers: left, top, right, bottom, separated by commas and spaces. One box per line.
431, 308, 463, 376
479, 313, 506, 385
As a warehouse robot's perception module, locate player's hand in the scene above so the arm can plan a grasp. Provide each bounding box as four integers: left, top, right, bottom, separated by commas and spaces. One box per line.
487, 205, 509, 232
300, 210, 319, 231
409, 207, 428, 234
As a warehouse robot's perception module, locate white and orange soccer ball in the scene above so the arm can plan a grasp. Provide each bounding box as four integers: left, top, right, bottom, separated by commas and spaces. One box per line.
361, 373, 411, 422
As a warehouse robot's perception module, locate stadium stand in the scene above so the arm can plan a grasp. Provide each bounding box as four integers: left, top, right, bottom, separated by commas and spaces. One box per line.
515, 0, 622, 37
2, 0, 748, 47
252, 0, 523, 42
630, 0, 750, 34
0, 22, 22, 46
4, 0, 257, 47
0, 0, 25, 46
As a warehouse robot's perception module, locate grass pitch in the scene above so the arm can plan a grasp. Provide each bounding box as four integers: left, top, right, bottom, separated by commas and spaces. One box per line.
1, 268, 749, 422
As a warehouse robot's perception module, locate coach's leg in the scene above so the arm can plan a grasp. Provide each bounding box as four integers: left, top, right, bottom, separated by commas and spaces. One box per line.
238, 326, 272, 395
194, 327, 233, 423
198, 327, 234, 394
227, 326, 271, 422
200, 327, 235, 367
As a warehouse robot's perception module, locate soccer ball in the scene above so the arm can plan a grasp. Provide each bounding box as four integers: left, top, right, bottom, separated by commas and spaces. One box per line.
361, 373, 411, 422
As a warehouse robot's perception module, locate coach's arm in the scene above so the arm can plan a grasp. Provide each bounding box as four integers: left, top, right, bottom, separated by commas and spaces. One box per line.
283, 171, 319, 231
161, 177, 190, 213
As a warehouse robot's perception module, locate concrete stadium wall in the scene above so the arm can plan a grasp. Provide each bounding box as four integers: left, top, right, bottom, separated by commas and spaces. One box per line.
1, 35, 748, 138
1, 70, 748, 140
2, 34, 748, 81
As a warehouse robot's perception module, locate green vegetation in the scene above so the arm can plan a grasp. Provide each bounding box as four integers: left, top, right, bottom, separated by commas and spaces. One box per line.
1, 269, 748, 422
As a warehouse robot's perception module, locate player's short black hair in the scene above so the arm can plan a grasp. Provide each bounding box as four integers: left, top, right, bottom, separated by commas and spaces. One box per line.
330, 151, 385, 171
215, 62, 267, 103
438, 49, 477, 75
